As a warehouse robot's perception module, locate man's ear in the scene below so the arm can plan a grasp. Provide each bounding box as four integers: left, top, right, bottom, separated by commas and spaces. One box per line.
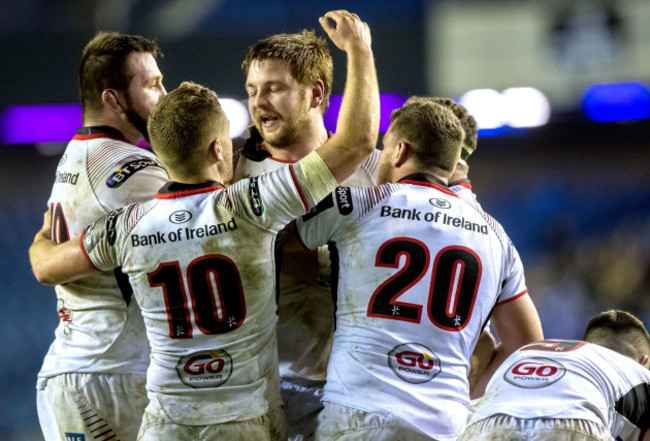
102, 89, 123, 113
310, 80, 325, 109
394, 141, 410, 168
209, 138, 223, 162
638, 354, 649, 368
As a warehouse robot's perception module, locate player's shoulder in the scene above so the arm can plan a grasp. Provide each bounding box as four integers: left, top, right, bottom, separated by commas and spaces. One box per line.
110, 198, 160, 238
305, 183, 399, 221
93, 138, 160, 162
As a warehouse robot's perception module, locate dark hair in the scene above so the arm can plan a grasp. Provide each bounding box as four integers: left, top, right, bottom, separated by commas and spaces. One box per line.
79, 31, 162, 119
388, 100, 464, 172
404, 96, 478, 161
583, 309, 650, 360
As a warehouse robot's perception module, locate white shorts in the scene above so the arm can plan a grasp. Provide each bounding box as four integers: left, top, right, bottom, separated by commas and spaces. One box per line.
315, 402, 435, 441
36, 372, 147, 441
458, 414, 612, 441
137, 403, 286, 441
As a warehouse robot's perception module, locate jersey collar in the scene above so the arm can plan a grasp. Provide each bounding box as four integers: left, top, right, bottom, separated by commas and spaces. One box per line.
73, 126, 129, 142
449, 178, 473, 191
241, 126, 333, 163
397, 173, 457, 197
156, 181, 226, 199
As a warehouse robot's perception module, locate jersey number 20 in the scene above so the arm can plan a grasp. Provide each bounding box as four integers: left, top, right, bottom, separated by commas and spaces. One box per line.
368, 238, 481, 331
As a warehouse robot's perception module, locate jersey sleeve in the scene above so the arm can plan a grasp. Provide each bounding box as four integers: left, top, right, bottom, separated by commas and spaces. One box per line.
80, 207, 125, 272
295, 183, 368, 250
295, 193, 343, 250
449, 181, 485, 212
221, 151, 339, 232
449, 182, 528, 304
495, 242, 528, 304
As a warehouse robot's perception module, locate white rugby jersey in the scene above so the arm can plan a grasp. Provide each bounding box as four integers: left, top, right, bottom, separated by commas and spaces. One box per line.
295, 173, 528, 439
39, 126, 168, 380
467, 339, 650, 440
234, 147, 379, 381
80, 151, 338, 425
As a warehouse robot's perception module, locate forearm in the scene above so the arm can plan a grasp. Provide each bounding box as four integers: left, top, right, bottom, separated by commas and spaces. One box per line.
337, 45, 379, 150
471, 343, 508, 399
316, 11, 380, 183
319, 46, 379, 183
29, 224, 56, 285
471, 294, 544, 398
30, 234, 96, 285
468, 329, 497, 398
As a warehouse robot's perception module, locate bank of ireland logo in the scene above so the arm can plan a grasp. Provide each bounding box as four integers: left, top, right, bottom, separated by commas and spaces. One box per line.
429, 198, 451, 209
176, 349, 233, 388
388, 343, 441, 384
169, 210, 192, 224
504, 357, 566, 388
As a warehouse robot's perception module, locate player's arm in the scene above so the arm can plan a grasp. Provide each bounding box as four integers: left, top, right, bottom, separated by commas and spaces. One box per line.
471, 293, 543, 398
29, 210, 99, 285
315, 10, 380, 183
468, 328, 497, 397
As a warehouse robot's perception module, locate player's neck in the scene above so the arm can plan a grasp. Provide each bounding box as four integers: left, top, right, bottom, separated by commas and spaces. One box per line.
394, 165, 450, 186
263, 121, 328, 162
83, 116, 144, 146
168, 170, 222, 185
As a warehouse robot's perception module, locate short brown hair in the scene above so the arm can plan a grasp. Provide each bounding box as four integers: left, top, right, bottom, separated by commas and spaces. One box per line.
79, 31, 162, 119
418, 97, 478, 159
389, 99, 464, 172
147, 81, 227, 173
584, 309, 650, 360
241, 30, 333, 114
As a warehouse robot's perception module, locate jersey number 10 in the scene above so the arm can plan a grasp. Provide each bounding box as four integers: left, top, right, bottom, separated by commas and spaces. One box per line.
148, 255, 246, 339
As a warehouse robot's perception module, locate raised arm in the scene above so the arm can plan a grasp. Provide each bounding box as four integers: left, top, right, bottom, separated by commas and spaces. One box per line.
29, 210, 98, 286
315, 10, 380, 183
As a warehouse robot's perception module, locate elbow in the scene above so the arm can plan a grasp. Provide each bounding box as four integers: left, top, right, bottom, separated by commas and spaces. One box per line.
32, 265, 58, 286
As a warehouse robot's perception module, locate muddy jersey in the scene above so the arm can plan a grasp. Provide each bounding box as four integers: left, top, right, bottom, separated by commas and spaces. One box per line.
39, 126, 168, 380
467, 339, 650, 440
80, 151, 338, 425
234, 148, 379, 381
295, 174, 528, 439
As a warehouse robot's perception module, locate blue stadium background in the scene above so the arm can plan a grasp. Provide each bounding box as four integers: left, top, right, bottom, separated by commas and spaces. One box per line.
1, 1, 649, 439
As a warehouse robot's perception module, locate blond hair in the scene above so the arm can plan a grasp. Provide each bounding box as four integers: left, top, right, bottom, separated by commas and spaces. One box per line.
148, 81, 227, 174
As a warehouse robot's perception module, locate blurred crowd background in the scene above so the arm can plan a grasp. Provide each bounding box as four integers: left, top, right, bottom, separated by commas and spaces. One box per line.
1, 0, 649, 439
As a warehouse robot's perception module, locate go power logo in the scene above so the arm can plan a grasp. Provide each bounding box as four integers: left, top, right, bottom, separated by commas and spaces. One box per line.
388, 343, 441, 384
176, 349, 233, 388
504, 357, 566, 389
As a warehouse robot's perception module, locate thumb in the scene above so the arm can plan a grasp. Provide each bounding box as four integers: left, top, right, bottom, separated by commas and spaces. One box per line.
319, 15, 335, 33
